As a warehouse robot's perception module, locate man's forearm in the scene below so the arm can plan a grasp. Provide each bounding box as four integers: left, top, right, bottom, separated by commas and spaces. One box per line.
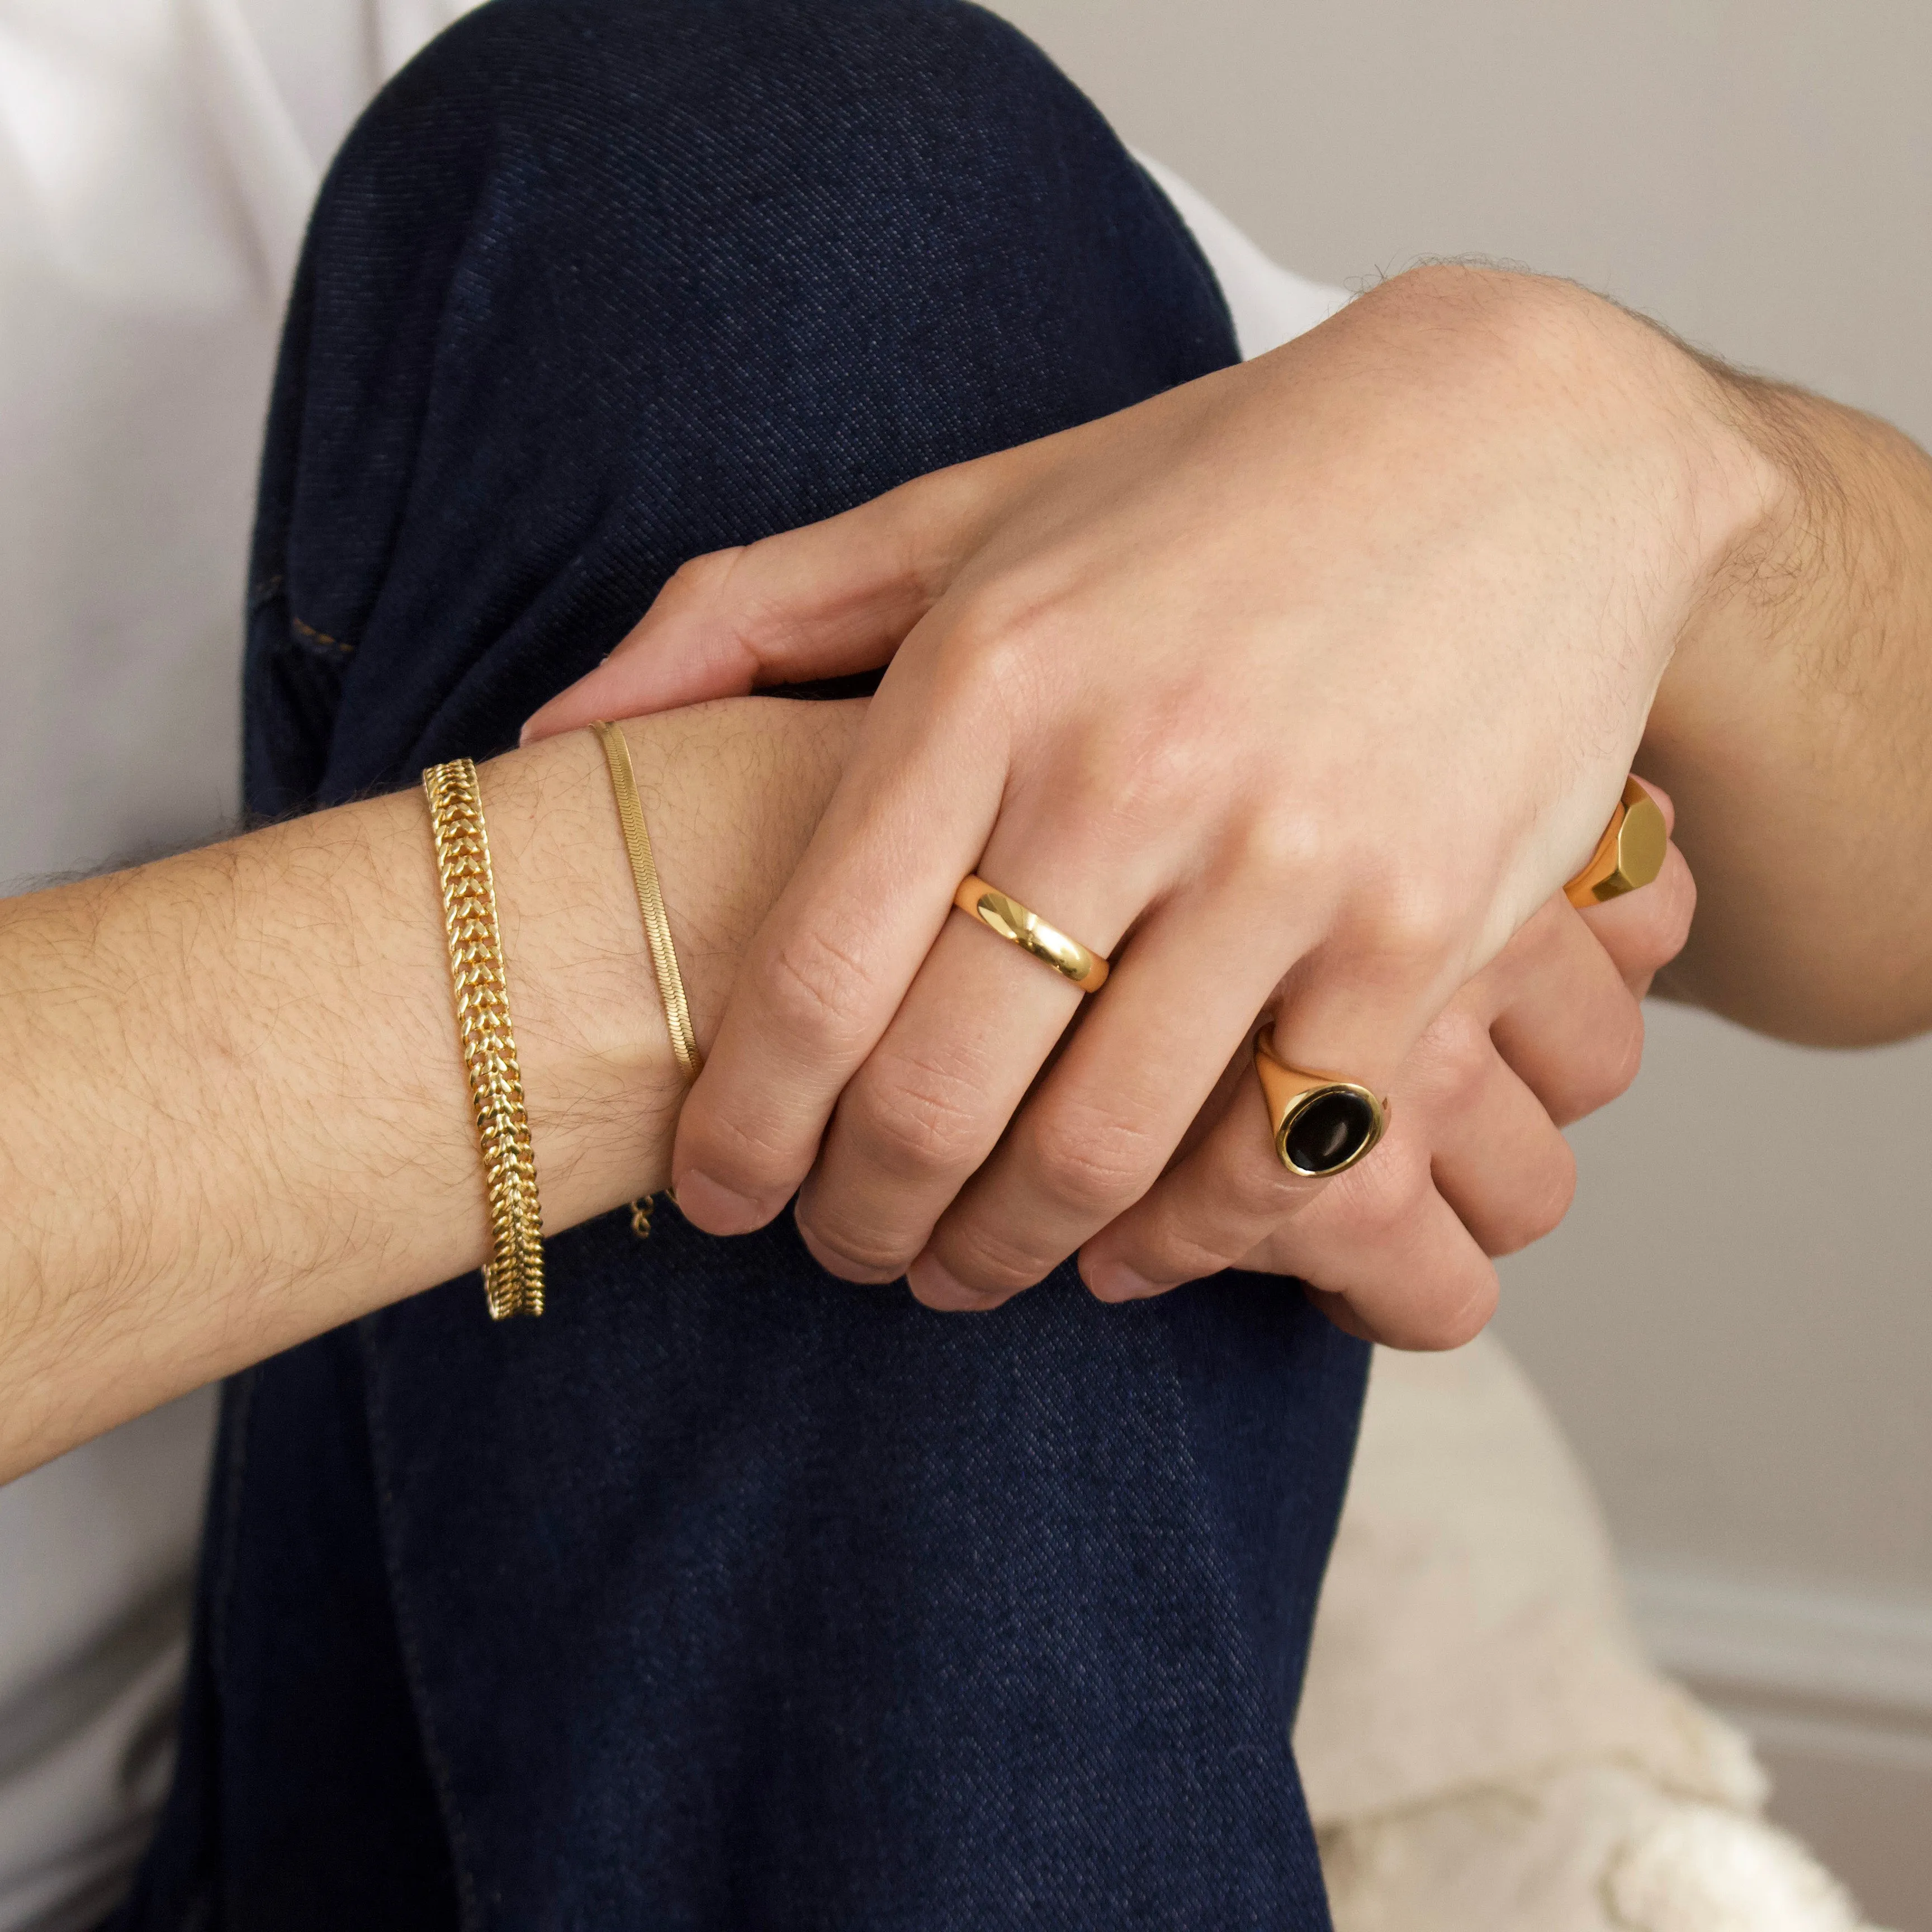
0, 698, 861, 1480
1645, 371, 1932, 1043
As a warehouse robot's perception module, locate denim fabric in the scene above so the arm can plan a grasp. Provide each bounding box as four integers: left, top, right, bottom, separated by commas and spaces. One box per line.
116, 2, 1371, 1925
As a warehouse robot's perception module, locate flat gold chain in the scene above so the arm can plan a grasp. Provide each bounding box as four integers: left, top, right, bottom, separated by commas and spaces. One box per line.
423, 757, 546, 1319
591, 721, 704, 1082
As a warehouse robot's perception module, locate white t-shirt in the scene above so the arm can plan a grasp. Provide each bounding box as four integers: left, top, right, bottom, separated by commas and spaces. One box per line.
0, 8, 471, 1926
0, 10, 1342, 1922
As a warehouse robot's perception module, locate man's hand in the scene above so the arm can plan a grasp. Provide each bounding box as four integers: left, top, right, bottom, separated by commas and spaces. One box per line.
1219, 786, 1693, 1348
528, 266, 1770, 1305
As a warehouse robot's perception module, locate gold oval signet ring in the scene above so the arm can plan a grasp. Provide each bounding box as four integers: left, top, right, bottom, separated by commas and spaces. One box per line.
1254, 1027, 1390, 1177
951, 875, 1110, 991
1564, 776, 1668, 907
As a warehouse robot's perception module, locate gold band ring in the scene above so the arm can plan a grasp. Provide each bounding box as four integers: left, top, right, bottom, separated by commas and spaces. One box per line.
1564, 776, 1668, 907
951, 874, 1111, 991
1255, 1027, 1390, 1177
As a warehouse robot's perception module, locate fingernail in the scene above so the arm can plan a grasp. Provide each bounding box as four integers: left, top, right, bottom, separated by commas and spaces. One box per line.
671, 1168, 775, 1234
1082, 1257, 1158, 1302
907, 1252, 991, 1310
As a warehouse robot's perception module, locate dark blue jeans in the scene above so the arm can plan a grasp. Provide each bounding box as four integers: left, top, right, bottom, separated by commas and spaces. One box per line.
116, 2, 1369, 1925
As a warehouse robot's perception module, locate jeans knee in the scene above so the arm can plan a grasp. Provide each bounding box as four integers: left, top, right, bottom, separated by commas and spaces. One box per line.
262, 0, 1233, 807
317, 0, 1223, 383
337, 0, 1105, 247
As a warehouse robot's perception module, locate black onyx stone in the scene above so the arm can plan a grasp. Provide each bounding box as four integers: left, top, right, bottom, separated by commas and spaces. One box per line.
1284, 1089, 1377, 1174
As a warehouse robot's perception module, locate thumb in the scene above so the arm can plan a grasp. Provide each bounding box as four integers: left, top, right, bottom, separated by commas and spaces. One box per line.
521, 454, 1008, 743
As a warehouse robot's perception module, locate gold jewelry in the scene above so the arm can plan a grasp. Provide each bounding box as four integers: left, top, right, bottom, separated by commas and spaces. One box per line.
1565, 776, 1668, 907
423, 757, 546, 1319
592, 721, 703, 1081
1254, 1027, 1389, 1177
951, 874, 1110, 991
593, 721, 700, 1247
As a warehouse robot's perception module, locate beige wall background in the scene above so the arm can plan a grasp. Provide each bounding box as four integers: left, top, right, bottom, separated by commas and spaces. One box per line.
985, 0, 1932, 1910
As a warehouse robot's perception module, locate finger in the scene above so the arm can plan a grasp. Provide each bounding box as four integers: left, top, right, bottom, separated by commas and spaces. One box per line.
1633, 774, 1675, 837
1081, 973, 1574, 1296
1472, 823, 1688, 1126
911, 883, 1406, 1309
1574, 837, 1696, 995
1020, 888, 1474, 1299
1237, 1114, 1500, 1351
1415, 1030, 1576, 1256
522, 451, 1030, 741
791, 855, 1112, 1286
663, 638, 1008, 1234
1479, 896, 1649, 1126
1557, 774, 1687, 991
1301, 1287, 1377, 1344
883, 819, 1265, 1308
1070, 1036, 1334, 1303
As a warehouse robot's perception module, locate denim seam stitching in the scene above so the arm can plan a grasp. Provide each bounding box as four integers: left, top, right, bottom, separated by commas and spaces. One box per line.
355, 1317, 485, 1930
290, 613, 355, 657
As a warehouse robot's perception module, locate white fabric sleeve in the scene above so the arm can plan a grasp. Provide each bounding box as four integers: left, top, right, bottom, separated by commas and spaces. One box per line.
1134, 153, 1349, 361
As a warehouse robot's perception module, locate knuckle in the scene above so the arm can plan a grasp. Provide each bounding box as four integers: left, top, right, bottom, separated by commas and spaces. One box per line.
760, 924, 878, 1056
843, 1043, 995, 1182
1652, 850, 1698, 962
1412, 1010, 1495, 1115
1227, 797, 1328, 897
938, 1228, 1060, 1298
1323, 1136, 1431, 1243
1482, 1140, 1577, 1256
1403, 1268, 1501, 1352
1560, 998, 1645, 1119
1027, 1105, 1161, 1220
663, 547, 743, 605
794, 1213, 913, 1284
1371, 875, 1465, 969
1594, 1002, 1647, 1106
935, 589, 1061, 715
1216, 1157, 1310, 1227
680, 1098, 802, 1197
944, 600, 1243, 844
1064, 711, 1223, 845
656, 548, 776, 652
1357, 1248, 1500, 1352
1341, 865, 1472, 988
1117, 1217, 1243, 1294
1157, 1228, 1245, 1287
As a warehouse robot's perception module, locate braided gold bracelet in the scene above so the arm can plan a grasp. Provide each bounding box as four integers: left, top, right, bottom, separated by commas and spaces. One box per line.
423, 757, 546, 1319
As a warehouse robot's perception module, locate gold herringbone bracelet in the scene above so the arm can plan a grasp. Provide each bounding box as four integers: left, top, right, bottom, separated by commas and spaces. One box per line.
591, 720, 702, 1247
590, 721, 703, 1082
423, 757, 546, 1319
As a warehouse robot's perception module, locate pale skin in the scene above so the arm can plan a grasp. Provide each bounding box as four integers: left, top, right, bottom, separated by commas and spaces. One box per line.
0, 690, 1685, 1484
6, 266, 1930, 1484
529, 264, 1932, 1313
0, 704, 847, 1483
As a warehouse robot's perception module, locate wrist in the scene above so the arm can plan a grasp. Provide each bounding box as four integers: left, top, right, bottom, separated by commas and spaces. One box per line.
482, 724, 685, 1219
485, 697, 863, 1223
1357, 264, 1781, 618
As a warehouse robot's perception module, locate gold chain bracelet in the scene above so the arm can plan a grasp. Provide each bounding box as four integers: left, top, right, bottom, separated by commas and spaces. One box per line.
423, 757, 546, 1319
591, 721, 702, 1245
590, 720, 703, 1082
